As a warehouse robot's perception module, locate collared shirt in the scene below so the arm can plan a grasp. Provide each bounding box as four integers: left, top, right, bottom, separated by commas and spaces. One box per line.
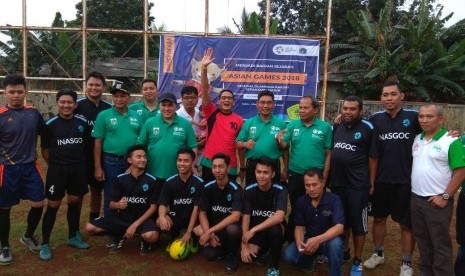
0, 105, 46, 165
176, 104, 202, 134
158, 173, 204, 223
236, 114, 286, 160
295, 192, 345, 238
129, 100, 159, 124
411, 128, 465, 196
283, 117, 333, 174
200, 180, 243, 226
330, 119, 375, 189
91, 107, 141, 156
137, 114, 197, 179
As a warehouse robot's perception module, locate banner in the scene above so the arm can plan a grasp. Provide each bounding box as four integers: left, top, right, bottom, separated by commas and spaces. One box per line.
158, 35, 320, 120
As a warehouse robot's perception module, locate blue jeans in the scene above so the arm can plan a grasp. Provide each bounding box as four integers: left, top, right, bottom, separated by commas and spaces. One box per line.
102, 153, 128, 217
282, 236, 343, 276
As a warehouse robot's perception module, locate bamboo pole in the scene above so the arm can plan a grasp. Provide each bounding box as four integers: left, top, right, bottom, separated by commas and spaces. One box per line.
321, 0, 332, 119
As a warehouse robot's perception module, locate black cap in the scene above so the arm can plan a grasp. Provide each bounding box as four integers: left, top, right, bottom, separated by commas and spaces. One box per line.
158, 93, 177, 103
110, 83, 130, 95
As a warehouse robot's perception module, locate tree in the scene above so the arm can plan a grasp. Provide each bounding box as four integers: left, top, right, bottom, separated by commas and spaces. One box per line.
221, 8, 278, 35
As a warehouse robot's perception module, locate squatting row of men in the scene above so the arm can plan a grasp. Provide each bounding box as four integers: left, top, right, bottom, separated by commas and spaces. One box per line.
0, 48, 464, 276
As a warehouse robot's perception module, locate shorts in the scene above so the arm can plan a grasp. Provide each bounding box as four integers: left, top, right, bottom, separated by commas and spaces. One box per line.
331, 186, 368, 235
90, 215, 156, 236
370, 182, 411, 227
45, 163, 89, 200
0, 162, 45, 207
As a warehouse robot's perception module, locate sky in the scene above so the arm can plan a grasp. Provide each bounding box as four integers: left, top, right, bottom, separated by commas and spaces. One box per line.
0, 0, 463, 33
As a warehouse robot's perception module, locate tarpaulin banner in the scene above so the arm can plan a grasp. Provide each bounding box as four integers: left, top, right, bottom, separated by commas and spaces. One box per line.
158, 35, 320, 120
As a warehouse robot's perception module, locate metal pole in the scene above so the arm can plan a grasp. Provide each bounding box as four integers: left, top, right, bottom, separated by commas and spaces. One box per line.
143, 0, 149, 78
82, 0, 87, 94
22, 0, 27, 76
204, 0, 209, 35
321, 0, 332, 119
265, 0, 271, 35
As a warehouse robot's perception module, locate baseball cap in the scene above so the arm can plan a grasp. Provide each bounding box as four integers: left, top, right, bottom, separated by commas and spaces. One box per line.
158, 93, 177, 103
110, 83, 130, 94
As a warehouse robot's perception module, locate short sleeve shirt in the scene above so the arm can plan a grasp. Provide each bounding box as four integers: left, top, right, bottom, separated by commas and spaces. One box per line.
129, 100, 159, 124
137, 114, 197, 179
201, 102, 243, 169
158, 174, 204, 223
236, 114, 286, 160
0, 106, 45, 165
294, 192, 345, 238
283, 118, 333, 174
111, 172, 160, 221
200, 180, 243, 226
330, 119, 375, 189
42, 115, 89, 165
243, 183, 288, 227
91, 107, 141, 156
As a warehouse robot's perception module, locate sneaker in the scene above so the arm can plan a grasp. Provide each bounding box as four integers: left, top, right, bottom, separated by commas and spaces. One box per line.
399, 263, 413, 276
256, 251, 270, 265
106, 235, 116, 248
350, 264, 363, 276
266, 267, 280, 276
225, 254, 239, 273
315, 254, 328, 264
39, 244, 52, 261
140, 241, 152, 255
67, 232, 90, 249
363, 253, 385, 269
0, 247, 12, 265
20, 233, 41, 252
109, 237, 125, 253
302, 263, 315, 273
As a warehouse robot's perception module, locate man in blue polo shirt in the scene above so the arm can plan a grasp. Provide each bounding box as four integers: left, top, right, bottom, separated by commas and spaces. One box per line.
283, 169, 344, 275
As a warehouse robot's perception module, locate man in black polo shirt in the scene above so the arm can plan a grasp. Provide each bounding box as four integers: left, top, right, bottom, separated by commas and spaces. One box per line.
283, 169, 344, 275
363, 81, 421, 276
241, 157, 288, 276
85, 145, 160, 255
75, 71, 111, 221
329, 96, 376, 274
40, 89, 91, 260
194, 153, 242, 272
157, 148, 204, 246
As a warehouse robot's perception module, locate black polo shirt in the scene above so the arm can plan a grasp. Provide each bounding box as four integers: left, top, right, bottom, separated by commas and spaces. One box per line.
330, 119, 375, 189
111, 171, 160, 221
200, 180, 243, 226
295, 192, 345, 238
158, 173, 204, 223
42, 115, 89, 165
370, 109, 421, 185
243, 183, 288, 228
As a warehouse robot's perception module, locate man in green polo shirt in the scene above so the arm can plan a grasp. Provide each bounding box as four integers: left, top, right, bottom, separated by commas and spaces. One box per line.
137, 92, 198, 182
129, 79, 159, 124
236, 89, 289, 186
276, 95, 333, 241
92, 83, 142, 217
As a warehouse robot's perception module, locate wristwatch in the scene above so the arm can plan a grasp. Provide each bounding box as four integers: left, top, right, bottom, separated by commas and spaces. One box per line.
442, 193, 450, 200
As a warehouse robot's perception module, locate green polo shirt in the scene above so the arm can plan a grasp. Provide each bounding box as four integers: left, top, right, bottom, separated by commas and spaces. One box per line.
236, 114, 287, 160
129, 100, 159, 124
462, 134, 465, 191
91, 107, 141, 156
284, 117, 333, 174
137, 113, 197, 179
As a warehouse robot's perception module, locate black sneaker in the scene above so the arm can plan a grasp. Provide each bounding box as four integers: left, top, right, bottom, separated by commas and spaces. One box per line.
225, 254, 239, 273
140, 240, 152, 255
109, 237, 125, 253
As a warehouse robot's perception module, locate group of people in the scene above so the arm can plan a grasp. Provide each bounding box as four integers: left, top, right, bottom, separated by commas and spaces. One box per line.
0, 47, 464, 276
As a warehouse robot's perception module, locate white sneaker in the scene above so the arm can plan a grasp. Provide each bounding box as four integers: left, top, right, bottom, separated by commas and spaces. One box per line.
363, 253, 385, 269
399, 264, 413, 276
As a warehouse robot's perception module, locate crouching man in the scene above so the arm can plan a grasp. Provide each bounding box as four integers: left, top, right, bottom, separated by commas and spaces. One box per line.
283, 169, 344, 275
85, 145, 161, 255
